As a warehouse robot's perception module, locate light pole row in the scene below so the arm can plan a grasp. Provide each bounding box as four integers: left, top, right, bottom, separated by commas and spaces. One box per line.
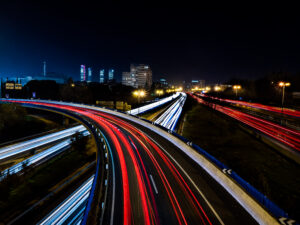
133, 90, 146, 114
278, 81, 291, 113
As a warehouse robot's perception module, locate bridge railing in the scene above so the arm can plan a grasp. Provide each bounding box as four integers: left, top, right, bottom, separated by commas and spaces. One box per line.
170, 130, 290, 221
1, 98, 295, 224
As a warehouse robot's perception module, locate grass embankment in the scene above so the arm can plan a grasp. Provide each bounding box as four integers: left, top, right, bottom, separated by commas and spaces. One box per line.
180, 97, 300, 220
0, 104, 62, 144
0, 134, 96, 223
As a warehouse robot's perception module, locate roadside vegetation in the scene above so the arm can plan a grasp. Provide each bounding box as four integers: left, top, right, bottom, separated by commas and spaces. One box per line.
0, 104, 61, 144
179, 96, 300, 220
0, 132, 96, 223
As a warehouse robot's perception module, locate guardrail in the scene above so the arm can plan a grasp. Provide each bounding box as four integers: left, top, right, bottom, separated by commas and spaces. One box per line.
13, 103, 108, 225
137, 117, 294, 224
1, 98, 297, 224
128, 92, 180, 115
172, 132, 289, 219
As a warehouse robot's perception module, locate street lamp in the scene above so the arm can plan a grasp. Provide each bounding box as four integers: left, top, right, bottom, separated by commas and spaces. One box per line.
278, 81, 291, 112
233, 85, 241, 97
156, 90, 164, 97
214, 86, 221, 91
133, 90, 146, 104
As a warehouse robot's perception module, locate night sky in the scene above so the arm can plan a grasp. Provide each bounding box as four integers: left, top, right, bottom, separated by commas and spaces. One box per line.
0, 1, 299, 83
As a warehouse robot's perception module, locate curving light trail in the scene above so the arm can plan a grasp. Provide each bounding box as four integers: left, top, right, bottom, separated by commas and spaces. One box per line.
1, 98, 270, 225
13, 100, 214, 225
191, 94, 300, 151
200, 94, 300, 117
128, 92, 180, 115
155, 93, 187, 130
38, 175, 94, 225
0, 130, 89, 180
0, 125, 87, 161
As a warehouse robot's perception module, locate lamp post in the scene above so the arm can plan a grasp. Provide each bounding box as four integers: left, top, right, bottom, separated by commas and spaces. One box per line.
278, 81, 291, 113
156, 89, 164, 97
133, 90, 146, 114
233, 85, 241, 98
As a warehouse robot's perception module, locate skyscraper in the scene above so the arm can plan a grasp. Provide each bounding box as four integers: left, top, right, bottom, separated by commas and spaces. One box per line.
43, 61, 46, 77
99, 69, 105, 83
80, 65, 86, 82
133, 64, 152, 89
122, 64, 152, 89
122, 72, 137, 88
108, 69, 114, 81
87, 67, 92, 82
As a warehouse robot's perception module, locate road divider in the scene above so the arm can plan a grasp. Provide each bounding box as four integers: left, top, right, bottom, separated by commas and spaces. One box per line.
128, 92, 180, 115
1, 98, 295, 224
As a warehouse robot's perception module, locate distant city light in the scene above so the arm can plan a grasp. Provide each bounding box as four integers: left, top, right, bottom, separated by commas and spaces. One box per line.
80, 65, 86, 81
278, 81, 290, 87
156, 90, 164, 96
214, 86, 221, 91
205, 86, 211, 91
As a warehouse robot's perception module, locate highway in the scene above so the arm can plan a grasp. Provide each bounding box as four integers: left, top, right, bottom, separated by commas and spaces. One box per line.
1, 99, 280, 225
154, 92, 187, 130
191, 94, 300, 152
0, 128, 89, 180
38, 175, 94, 225
200, 94, 300, 130
128, 92, 180, 115
218, 97, 300, 118
0, 125, 87, 161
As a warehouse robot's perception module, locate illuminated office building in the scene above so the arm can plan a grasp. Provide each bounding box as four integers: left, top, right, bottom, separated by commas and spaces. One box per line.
99, 69, 105, 83
80, 65, 86, 82
122, 72, 137, 88
122, 64, 152, 89
108, 69, 114, 81
87, 67, 92, 82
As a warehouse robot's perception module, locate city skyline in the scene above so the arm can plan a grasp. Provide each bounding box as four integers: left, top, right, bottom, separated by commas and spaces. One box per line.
0, 2, 299, 224
0, 2, 299, 83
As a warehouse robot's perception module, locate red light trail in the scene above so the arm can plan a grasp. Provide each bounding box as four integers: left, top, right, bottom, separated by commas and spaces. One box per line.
190, 94, 300, 151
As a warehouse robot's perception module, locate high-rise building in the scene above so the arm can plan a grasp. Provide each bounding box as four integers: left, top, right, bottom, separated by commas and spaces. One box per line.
134, 64, 152, 89
122, 64, 152, 89
43, 61, 47, 77
99, 69, 105, 83
80, 65, 86, 82
159, 78, 168, 87
199, 80, 205, 89
191, 80, 205, 89
87, 67, 92, 82
108, 69, 114, 81
122, 72, 137, 88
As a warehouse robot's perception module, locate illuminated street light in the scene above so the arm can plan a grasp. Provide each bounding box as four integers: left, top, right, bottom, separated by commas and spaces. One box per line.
133, 90, 146, 103
214, 86, 221, 91
156, 90, 164, 96
175, 87, 183, 92
133, 90, 146, 114
278, 81, 291, 112
233, 85, 241, 97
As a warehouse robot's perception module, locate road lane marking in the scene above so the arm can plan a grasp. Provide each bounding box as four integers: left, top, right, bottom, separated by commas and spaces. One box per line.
147, 135, 225, 225
149, 174, 159, 194
100, 131, 116, 225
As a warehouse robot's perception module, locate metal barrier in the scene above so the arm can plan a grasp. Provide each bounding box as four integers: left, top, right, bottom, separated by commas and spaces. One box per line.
1, 99, 297, 224
17, 103, 107, 225
171, 131, 294, 223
